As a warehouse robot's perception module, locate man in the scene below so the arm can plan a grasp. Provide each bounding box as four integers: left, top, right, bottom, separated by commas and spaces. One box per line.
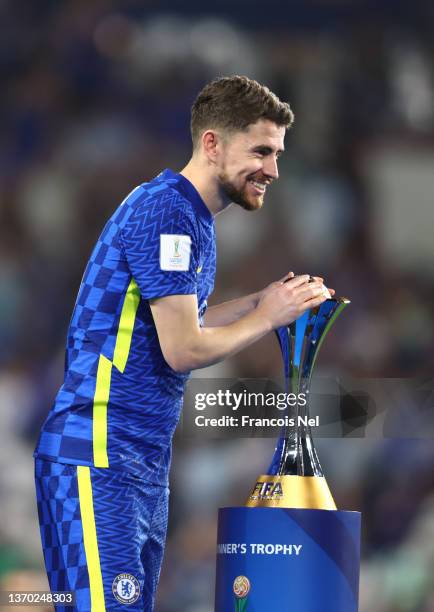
34, 75, 333, 611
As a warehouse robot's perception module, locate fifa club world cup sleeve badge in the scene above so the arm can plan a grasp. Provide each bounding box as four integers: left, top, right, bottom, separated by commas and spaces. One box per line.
160, 234, 191, 271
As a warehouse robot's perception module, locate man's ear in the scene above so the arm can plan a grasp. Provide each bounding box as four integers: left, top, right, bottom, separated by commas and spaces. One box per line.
201, 130, 222, 163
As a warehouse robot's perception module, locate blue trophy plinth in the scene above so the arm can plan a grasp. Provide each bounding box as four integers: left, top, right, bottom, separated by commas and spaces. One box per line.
215, 507, 360, 611
214, 297, 361, 611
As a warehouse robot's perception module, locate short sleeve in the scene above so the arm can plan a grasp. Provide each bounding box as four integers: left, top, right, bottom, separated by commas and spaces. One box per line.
120, 194, 200, 300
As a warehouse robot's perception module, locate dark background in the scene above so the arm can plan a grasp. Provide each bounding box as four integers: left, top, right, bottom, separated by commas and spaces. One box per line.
1, 1, 434, 610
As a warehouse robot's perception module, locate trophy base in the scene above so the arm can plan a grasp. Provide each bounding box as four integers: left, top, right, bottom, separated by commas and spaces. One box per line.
246, 474, 337, 510
215, 507, 361, 611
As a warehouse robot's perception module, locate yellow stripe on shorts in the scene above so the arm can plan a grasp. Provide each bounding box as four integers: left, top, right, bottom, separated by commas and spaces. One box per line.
77, 466, 106, 612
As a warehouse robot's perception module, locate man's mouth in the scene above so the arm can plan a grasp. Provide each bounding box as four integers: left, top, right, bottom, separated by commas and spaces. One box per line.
248, 179, 268, 194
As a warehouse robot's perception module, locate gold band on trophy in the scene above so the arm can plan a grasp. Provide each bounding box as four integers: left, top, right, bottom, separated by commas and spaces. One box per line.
246, 474, 337, 510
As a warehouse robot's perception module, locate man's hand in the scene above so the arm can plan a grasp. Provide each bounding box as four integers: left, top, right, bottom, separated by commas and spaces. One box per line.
255, 274, 332, 330
258, 271, 335, 305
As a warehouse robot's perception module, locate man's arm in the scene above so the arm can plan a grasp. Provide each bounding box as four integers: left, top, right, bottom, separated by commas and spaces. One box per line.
202, 292, 260, 327
149, 275, 328, 373
203, 272, 334, 327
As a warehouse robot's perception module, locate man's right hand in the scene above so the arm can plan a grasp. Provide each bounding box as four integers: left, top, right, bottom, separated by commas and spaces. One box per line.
256, 274, 329, 329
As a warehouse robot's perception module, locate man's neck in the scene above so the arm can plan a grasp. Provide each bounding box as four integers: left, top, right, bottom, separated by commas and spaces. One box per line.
179, 159, 231, 217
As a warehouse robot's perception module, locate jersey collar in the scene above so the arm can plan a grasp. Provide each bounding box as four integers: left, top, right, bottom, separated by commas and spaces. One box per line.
159, 168, 214, 224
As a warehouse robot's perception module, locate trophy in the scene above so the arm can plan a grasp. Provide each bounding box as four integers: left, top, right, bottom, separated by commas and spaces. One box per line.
246, 297, 350, 510
215, 297, 361, 612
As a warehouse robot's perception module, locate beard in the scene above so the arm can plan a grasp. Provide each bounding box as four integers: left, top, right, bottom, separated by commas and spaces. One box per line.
217, 171, 264, 211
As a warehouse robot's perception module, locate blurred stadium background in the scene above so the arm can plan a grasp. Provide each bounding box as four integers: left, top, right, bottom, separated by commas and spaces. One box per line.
1, 1, 434, 610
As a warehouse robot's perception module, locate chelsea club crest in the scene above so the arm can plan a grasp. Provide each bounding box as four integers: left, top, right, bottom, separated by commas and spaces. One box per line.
112, 573, 140, 605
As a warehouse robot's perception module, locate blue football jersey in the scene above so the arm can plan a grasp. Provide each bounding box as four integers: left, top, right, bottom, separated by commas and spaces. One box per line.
34, 169, 216, 484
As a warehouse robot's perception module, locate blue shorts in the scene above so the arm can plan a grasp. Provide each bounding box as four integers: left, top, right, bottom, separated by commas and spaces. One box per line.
34, 459, 169, 612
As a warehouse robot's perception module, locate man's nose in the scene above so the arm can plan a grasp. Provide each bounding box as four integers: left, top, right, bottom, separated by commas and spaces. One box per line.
263, 156, 279, 180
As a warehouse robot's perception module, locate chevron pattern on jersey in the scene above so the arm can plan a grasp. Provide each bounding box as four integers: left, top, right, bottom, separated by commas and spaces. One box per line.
34, 170, 216, 485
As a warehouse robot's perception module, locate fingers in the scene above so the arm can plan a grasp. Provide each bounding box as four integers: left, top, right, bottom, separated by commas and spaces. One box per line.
295, 276, 336, 298
297, 280, 325, 300
283, 274, 311, 289
283, 273, 325, 286
280, 273, 336, 298
280, 271, 295, 283
303, 294, 328, 309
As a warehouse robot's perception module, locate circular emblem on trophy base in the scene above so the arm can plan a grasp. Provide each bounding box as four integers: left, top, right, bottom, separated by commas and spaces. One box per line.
233, 575, 251, 599
112, 573, 140, 604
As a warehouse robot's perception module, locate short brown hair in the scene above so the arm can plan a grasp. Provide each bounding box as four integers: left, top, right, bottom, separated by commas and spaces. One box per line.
191, 75, 294, 148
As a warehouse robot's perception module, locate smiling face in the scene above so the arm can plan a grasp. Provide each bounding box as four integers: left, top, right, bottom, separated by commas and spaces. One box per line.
215, 119, 285, 211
